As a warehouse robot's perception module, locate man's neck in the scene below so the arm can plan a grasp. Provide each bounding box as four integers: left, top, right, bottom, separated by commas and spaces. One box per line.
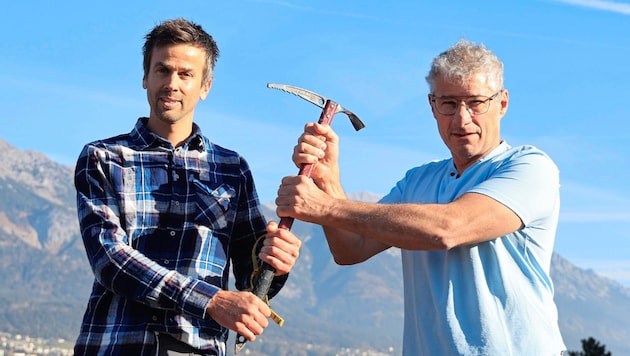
147, 117, 193, 147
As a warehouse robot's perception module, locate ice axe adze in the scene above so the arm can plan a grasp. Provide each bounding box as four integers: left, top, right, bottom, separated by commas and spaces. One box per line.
234, 83, 365, 353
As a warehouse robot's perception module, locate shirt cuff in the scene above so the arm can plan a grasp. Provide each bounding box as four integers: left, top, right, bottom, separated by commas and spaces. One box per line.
180, 278, 221, 319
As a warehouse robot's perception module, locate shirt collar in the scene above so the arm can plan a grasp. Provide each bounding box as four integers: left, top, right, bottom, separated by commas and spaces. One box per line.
449, 140, 511, 178
129, 117, 206, 152
478, 140, 511, 163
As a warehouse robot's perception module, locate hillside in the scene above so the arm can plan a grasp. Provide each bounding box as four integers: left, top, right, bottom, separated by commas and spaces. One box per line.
0, 138, 628, 355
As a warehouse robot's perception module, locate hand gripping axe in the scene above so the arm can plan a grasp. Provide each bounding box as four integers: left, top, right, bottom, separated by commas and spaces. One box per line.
234, 83, 365, 353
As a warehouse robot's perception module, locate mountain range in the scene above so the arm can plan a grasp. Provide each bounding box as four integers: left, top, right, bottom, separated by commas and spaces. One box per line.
0, 138, 628, 355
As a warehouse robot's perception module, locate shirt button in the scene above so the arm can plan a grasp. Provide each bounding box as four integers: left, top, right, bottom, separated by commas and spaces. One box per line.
175, 201, 180, 206
152, 315, 158, 321
170, 231, 176, 237
164, 260, 170, 265
174, 174, 180, 180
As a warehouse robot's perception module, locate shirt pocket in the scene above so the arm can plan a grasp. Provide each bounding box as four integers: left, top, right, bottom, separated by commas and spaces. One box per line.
190, 178, 236, 230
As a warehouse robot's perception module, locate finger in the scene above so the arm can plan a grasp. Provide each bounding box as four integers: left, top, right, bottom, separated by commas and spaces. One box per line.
236, 319, 264, 340
303, 122, 319, 134
265, 220, 278, 234
260, 252, 294, 275
255, 307, 271, 329
276, 178, 293, 200
259, 236, 300, 274
245, 315, 266, 336
311, 122, 328, 133
240, 297, 271, 335
275, 178, 310, 209
293, 142, 323, 164
257, 298, 272, 317
298, 130, 327, 148
261, 237, 297, 256
269, 228, 302, 249
306, 122, 330, 136
280, 175, 303, 188
235, 322, 256, 342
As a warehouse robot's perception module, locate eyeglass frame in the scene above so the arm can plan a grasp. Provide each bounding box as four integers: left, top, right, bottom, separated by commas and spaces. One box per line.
430, 91, 502, 116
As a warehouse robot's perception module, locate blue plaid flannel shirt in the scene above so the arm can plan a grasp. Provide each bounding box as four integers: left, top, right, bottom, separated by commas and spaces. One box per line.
73, 118, 287, 356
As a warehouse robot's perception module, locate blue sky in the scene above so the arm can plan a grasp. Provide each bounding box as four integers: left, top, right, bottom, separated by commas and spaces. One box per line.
1, 0, 629, 286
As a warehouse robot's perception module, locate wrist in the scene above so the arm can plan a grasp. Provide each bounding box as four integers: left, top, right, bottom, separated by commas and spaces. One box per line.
313, 170, 344, 196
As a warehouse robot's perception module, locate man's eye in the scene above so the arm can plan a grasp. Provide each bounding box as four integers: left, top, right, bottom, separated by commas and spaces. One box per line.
439, 100, 457, 109
467, 99, 484, 108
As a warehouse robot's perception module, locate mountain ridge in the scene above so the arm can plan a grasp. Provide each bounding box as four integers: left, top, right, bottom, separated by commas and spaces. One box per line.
1, 137, 628, 355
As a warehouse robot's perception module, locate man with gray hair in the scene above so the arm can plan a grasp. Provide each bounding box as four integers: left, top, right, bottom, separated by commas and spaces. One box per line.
276, 39, 566, 355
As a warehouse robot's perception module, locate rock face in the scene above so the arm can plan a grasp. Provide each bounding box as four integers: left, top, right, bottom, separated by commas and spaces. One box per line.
0, 139, 78, 253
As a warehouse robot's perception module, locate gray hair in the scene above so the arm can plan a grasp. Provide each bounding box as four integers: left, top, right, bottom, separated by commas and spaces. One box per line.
425, 39, 504, 93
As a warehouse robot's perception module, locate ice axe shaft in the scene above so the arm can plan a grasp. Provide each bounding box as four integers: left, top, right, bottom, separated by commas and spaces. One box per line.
253, 99, 338, 294
235, 84, 364, 354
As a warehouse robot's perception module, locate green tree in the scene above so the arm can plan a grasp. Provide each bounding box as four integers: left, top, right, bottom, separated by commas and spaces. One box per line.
568, 337, 612, 356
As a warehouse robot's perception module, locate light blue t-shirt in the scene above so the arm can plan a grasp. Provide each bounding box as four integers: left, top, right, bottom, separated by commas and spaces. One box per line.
380, 142, 566, 356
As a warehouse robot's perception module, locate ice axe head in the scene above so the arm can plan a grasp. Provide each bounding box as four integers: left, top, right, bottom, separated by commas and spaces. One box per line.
267, 83, 365, 131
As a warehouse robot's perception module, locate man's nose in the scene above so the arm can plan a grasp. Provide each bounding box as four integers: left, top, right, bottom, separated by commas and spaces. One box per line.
163, 73, 180, 90
452, 101, 473, 124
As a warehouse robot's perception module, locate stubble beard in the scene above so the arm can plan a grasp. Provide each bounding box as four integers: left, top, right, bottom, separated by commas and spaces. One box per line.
151, 94, 185, 125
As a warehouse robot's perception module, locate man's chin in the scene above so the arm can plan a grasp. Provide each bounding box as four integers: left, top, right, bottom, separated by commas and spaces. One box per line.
451, 145, 479, 159
155, 113, 181, 125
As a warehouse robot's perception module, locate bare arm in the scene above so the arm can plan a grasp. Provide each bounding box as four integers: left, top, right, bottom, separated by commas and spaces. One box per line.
276, 123, 522, 265
277, 175, 522, 264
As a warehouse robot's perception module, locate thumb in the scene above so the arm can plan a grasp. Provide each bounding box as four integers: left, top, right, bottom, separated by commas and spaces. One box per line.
266, 220, 279, 234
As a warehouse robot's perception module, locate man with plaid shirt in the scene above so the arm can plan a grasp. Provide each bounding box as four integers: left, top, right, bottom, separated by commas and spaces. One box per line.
73, 18, 301, 356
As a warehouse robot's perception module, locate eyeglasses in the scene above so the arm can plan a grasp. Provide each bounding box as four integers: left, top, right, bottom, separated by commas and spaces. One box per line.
430, 91, 501, 116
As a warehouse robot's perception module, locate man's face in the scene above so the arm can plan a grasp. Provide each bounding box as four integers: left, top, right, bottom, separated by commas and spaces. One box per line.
428, 72, 508, 171
143, 43, 211, 128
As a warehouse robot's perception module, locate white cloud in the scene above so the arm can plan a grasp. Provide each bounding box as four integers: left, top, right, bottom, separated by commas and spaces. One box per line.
552, 0, 630, 15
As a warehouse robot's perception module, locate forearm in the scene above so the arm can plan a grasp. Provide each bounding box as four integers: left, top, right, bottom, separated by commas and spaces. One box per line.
84, 221, 219, 318
320, 225, 386, 264
310, 173, 389, 263
279, 175, 451, 261
319, 190, 527, 256
306, 198, 451, 264
317, 199, 454, 254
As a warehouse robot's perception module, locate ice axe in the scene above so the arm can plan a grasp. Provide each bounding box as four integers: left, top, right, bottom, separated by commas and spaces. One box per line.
234, 83, 365, 353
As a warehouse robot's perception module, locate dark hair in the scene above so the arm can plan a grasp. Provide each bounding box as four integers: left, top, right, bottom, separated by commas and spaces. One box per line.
142, 18, 220, 84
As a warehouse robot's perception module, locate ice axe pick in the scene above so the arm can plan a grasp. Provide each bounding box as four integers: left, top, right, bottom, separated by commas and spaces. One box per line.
234, 83, 365, 354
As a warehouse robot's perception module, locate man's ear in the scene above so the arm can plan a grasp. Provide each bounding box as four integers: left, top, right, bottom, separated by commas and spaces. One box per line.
499, 89, 509, 116
142, 76, 147, 89
200, 79, 212, 100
